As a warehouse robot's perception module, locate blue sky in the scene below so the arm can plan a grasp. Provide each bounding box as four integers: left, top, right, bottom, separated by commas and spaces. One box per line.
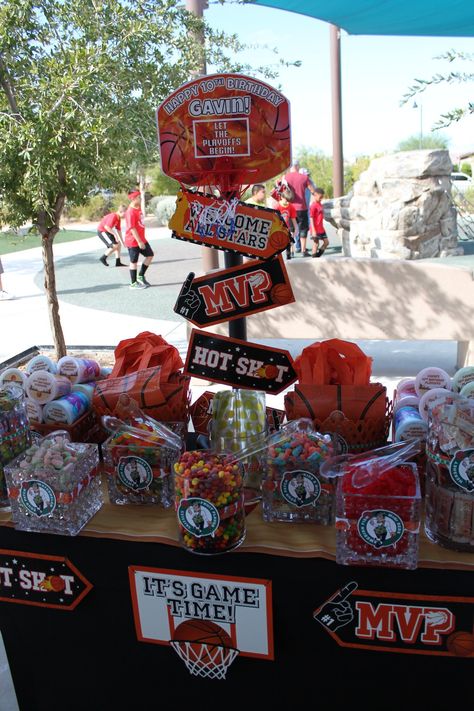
205, 3, 474, 161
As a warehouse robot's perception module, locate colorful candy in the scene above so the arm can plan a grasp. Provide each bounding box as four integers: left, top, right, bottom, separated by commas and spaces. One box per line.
102, 415, 182, 507
262, 421, 335, 524
174, 450, 245, 554
4, 433, 102, 536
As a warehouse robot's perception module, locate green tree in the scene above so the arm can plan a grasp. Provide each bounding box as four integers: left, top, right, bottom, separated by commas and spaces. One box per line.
0, 0, 289, 356
148, 164, 180, 196
344, 155, 371, 193
396, 134, 449, 151
402, 50, 474, 128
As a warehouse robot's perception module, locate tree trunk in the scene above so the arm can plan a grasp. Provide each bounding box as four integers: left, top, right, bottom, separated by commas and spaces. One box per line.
37, 178, 67, 360
42, 233, 67, 359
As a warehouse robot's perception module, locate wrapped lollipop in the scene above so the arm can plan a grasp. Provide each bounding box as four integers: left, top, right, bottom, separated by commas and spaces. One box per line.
210, 389, 267, 500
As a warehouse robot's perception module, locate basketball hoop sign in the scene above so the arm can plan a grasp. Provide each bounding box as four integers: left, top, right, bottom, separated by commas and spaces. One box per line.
157, 73, 290, 186
129, 566, 274, 680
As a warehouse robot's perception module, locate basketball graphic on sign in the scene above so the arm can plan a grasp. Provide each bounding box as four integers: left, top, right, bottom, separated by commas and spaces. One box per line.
446, 631, 474, 657
268, 230, 290, 253
171, 618, 238, 679
270, 283, 294, 306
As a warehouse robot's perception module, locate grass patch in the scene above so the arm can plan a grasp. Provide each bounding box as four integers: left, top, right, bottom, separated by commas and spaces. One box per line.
0, 229, 95, 255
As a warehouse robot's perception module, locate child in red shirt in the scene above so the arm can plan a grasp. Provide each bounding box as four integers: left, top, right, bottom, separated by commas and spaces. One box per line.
125, 191, 154, 289
277, 195, 297, 260
97, 205, 127, 267
310, 188, 329, 258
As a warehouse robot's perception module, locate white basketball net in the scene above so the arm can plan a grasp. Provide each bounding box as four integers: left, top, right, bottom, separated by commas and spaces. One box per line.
170, 641, 239, 680
192, 196, 239, 233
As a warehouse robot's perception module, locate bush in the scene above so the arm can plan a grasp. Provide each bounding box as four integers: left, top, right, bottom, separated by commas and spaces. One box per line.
155, 195, 178, 226
63, 192, 130, 221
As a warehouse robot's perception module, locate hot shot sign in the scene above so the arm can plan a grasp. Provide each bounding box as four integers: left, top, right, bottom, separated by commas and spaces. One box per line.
157, 73, 290, 185
184, 329, 297, 394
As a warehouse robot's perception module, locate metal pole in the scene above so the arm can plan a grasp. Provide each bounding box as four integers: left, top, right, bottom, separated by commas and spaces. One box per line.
185, 0, 219, 273
330, 24, 344, 197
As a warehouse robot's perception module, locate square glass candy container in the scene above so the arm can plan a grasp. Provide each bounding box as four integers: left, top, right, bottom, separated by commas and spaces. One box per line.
0, 384, 31, 509
335, 462, 420, 570
262, 422, 335, 524
4, 433, 102, 536
102, 431, 178, 506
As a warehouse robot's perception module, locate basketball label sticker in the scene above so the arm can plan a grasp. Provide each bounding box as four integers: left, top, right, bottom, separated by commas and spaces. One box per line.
357, 510, 404, 548
129, 566, 274, 680
169, 189, 291, 261
20, 480, 56, 517
118, 456, 153, 491
314, 581, 474, 657
449, 449, 474, 492
280, 470, 321, 508
174, 255, 294, 327
178, 497, 220, 538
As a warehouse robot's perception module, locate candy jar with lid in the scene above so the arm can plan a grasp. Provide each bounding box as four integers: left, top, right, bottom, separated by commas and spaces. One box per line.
424, 397, 474, 552
102, 414, 183, 507
325, 440, 422, 569
210, 389, 267, 506
4, 430, 102, 535
0, 384, 31, 510
262, 418, 335, 524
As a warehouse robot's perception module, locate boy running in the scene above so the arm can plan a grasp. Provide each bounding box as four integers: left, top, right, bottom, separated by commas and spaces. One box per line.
124, 190, 154, 289
97, 205, 127, 267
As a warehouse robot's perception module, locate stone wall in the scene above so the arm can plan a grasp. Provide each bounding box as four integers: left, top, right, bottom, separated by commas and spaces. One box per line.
325, 149, 461, 259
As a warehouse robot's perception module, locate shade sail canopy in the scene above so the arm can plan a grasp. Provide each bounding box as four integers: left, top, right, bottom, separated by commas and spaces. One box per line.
249, 1, 474, 37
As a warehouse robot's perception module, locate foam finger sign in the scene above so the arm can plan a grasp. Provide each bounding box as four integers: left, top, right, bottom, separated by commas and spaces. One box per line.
174, 255, 294, 327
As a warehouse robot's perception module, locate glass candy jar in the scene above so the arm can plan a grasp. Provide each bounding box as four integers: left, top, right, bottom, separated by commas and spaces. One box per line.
210, 389, 267, 504
424, 398, 474, 552
335, 462, 421, 570
0, 384, 31, 510
174, 450, 245, 554
262, 420, 335, 524
4, 432, 102, 535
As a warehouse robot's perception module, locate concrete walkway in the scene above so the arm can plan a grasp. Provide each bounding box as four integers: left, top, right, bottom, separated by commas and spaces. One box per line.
0, 222, 461, 409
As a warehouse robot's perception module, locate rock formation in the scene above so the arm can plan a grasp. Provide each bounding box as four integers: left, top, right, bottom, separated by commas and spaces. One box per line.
325, 150, 461, 259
